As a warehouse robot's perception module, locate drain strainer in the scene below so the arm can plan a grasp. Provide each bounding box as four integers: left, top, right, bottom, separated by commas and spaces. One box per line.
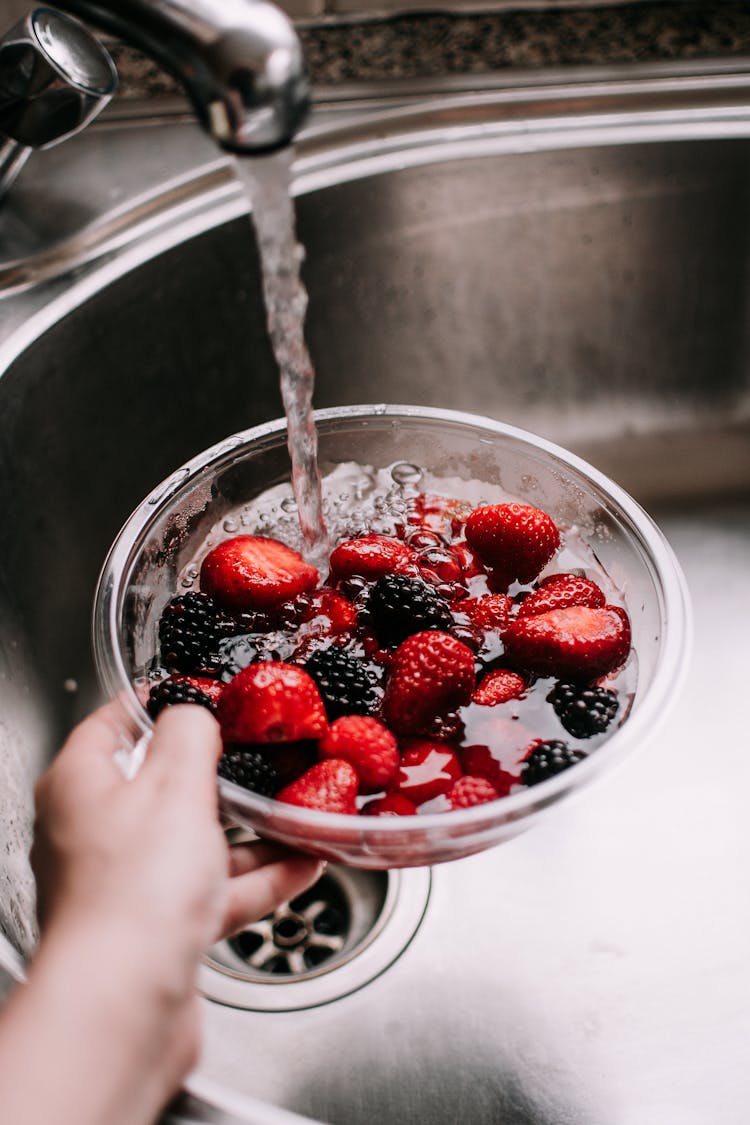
201, 863, 430, 1011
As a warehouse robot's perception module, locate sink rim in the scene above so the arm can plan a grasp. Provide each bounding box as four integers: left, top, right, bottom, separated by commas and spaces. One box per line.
4, 63, 750, 303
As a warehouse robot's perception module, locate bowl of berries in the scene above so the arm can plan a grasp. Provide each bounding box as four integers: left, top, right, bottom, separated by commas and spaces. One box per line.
93, 405, 689, 868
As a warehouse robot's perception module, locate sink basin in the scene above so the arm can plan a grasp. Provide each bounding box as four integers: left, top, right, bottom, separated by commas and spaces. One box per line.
0, 65, 748, 1125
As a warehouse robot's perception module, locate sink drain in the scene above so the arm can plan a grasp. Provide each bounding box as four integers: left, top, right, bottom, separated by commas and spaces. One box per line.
201, 863, 430, 1011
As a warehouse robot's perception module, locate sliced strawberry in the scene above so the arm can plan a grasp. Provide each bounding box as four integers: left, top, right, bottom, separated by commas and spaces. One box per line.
464, 503, 560, 587
276, 759, 358, 814
200, 535, 318, 614
472, 668, 527, 706
383, 631, 476, 735
329, 534, 414, 581
517, 573, 605, 618
217, 662, 327, 743
448, 775, 499, 809
318, 715, 399, 793
390, 740, 463, 805
460, 745, 519, 797
503, 605, 631, 681
457, 593, 513, 634
361, 793, 418, 817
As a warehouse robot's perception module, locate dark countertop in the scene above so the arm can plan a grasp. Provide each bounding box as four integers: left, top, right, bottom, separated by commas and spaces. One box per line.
109, 2, 750, 98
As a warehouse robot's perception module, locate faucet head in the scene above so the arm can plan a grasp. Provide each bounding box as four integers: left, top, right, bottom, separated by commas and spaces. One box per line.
0, 8, 117, 149
198, 4, 311, 153
52, 0, 310, 153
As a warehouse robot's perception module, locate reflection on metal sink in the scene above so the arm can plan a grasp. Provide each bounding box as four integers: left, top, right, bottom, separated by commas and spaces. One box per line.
0, 65, 748, 1125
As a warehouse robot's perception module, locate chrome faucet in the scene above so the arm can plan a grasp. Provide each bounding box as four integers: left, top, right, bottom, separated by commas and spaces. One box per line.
0, 1, 309, 173
54, 0, 310, 151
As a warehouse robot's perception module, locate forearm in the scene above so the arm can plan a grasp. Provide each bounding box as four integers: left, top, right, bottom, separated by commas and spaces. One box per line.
0, 920, 195, 1125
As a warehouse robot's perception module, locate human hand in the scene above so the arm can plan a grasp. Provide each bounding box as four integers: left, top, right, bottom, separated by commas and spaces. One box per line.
22, 702, 323, 1125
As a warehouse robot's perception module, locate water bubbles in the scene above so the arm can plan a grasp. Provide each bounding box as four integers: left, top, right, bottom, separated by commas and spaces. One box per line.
391, 462, 423, 486
180, 576, 195, 588
223, 517, 239, 533
281, 497, 298, 513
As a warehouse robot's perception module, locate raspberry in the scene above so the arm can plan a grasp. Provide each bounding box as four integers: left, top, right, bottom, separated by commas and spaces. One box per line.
520, 740, 586, 786
547, 682, 619, 739
158, 591, 237, 673
449, 776, 498, 808
147, 675, 221, 718
304, 648, 381, 720
218, 749, 279, 796
368, 573, 453, 646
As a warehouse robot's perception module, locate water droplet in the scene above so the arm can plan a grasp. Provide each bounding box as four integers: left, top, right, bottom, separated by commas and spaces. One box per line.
223, 517, 239, 533
180, 576, 195, 588
63, 678, 78, 694
391, 462, 422, 486
281, 497, 297, 513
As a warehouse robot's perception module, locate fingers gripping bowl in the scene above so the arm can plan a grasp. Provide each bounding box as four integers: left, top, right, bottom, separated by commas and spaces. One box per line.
93, 406, 690, 869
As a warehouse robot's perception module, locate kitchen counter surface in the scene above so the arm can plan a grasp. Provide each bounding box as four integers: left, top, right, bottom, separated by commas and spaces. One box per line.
108, 2, 750, 96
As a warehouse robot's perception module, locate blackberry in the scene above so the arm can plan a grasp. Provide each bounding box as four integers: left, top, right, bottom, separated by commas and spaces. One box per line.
218, 749, 278, 797
304, 647, 381, 720
368, 574, 453, 646
547, 683, 619, 739
159, 592, 237, 673
521, 740, 586, 787
147, 678, 217, 718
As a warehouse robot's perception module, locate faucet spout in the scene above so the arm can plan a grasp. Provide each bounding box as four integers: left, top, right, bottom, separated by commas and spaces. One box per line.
54, 0, 310, 152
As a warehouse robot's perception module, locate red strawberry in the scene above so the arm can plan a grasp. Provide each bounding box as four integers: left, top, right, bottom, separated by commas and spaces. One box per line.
472, 668, 527, 706
217, 662, 327, 743
517, 573, 605, 618
276, 759, 358, 814
299, 589, 358, 634
361, 793, 418, 817
415, 547, 464, 586
503, 605, 631, 680
383, 631, 476, 735
390, 740, 463, 805
448, 775, 499, 809
406, 493, 472, 536
318, 715, 399, 793
464, 503, 560, 587
329, 535, 413, 581
460, 745, 519, 797
200, 535, 318, 614
458, 593, 513, 634
451, 542, 486, 580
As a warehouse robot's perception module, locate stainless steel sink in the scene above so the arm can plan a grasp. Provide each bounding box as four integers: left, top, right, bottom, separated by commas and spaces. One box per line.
0, 63, 749, 1125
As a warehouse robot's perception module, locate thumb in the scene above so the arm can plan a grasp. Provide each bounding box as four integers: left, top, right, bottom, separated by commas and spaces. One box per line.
142, 705, 223, 802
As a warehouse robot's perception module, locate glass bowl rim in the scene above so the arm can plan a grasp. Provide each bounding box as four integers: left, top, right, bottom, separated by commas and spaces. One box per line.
93, 403, 692, 835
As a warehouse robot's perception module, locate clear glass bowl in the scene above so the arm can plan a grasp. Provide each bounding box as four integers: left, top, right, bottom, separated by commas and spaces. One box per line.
93, 405, 690, 869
